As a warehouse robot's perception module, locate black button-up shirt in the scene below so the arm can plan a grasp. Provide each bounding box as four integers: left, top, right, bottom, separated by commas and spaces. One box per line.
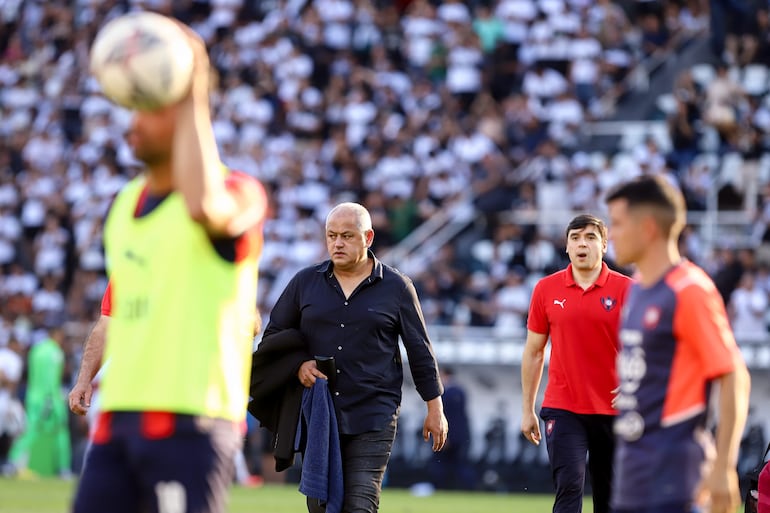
262, 251, 444, 434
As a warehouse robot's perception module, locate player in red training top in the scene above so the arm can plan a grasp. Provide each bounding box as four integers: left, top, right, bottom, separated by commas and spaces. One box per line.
69, 282, 112, 419
70, 266, 263, 489
606, 175, 750, 513
521, 214, 632, 513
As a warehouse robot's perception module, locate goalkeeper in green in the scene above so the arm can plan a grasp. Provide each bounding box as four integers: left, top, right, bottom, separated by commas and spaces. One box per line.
6, 327, 71, 478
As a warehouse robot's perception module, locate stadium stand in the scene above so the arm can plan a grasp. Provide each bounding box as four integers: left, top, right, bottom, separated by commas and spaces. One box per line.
0, 0, 768, 489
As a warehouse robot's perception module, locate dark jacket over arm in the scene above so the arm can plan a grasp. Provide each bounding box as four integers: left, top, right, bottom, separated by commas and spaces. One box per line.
248, 328, 311, 472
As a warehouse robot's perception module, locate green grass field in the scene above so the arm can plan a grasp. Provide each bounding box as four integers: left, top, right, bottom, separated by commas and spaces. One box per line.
0, 479, 578, 513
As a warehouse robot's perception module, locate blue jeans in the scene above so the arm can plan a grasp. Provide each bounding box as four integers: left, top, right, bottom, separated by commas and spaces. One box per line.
307, 416, 397, 513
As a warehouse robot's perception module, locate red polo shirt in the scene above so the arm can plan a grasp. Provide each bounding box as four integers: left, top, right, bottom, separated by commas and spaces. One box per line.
527, 262, 632, 415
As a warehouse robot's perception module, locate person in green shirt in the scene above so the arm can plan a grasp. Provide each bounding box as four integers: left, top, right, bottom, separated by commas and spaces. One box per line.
6, 327, 71, 478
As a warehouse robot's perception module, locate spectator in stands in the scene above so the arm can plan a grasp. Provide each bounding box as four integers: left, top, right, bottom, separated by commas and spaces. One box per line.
713, 246, 749, 305
458, 271, 496, 327
640, 11, 671, 57
522, 61, 569, 103
703, 62, 747, 149
752, 5, 770, 66
729, 271, 769, 343
545, 90, 585, 149
709, 0, 753, 63
492, 266, 530, 337
472, 4, 504, 55
667, 71, 702, 173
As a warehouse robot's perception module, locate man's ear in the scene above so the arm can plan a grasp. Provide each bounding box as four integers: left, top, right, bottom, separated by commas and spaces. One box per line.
640, 213, 659, 242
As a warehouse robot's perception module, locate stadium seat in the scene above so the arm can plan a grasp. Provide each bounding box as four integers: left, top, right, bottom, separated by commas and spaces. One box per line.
692, 152, 720, 172
470, 239, 495, 265
718, 152, 744, 187
648, 121, 673, 153
742, 64, 770, 96
618, 125, 646, 152
690, 63, 715, 88
611, 152, 637, 174
656, 93, 678, 116
590, 151, 608, 170
758, 153, 770, 185
698, 126, 722, 153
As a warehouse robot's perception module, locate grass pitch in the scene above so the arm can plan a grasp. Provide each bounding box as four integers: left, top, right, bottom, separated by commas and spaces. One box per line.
0, 478, 575, 513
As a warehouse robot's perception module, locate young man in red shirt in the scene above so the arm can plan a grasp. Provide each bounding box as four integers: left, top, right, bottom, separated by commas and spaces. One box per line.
521, 214, 632, 513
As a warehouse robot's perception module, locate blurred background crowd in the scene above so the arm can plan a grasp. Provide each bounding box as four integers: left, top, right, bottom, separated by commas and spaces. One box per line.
1, 0, 770, 490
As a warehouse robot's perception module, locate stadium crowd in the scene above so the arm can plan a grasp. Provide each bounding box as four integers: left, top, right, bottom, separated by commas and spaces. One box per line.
1, 0, 769, 479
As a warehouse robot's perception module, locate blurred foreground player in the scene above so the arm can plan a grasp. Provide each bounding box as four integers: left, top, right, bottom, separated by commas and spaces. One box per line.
606, 176, 750, 513
71, 23, 266, 513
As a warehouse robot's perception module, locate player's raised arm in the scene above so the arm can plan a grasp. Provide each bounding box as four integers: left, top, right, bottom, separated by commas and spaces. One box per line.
172, 27, 265, 237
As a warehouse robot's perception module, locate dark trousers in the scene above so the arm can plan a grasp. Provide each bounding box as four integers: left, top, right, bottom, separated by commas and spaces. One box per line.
73, 412, 240, 513
540, 408, 615, 513
307, 416, 397, 513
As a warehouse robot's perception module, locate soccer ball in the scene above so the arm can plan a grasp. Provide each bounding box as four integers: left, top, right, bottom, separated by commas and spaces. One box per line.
89, 11, 194, 111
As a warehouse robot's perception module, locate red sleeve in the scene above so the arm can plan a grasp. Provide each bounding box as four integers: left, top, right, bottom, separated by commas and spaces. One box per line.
662, 271, 742, 423
101, 281, 112, 317
673, 283, 739, 379
225, 172, 266, 262
526, 280, 548, 335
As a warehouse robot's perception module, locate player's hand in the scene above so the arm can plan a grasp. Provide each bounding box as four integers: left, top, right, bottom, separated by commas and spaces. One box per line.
521, 410, 541, 446
68, 382, 93, 416
423, 407, 448, 452
297, 360, 327, 388
696, 465, 741, 513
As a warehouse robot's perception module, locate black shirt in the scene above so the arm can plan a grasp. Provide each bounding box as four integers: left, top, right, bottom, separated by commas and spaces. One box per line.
263, 251, 444, 434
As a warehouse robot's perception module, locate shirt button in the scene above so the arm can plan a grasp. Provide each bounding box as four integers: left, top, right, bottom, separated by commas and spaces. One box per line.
344, 301, 348, 305
336, 369, 340, 373
337, 346, 342, 350
334, 392, 339, 396
340, 323, 345, 328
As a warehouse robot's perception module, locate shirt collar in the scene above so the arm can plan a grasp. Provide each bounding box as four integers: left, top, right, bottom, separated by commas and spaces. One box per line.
564, 261, 610, 288
319, 249, 383, 282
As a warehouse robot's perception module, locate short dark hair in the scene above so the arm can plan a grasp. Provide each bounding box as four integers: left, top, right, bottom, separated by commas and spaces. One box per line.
605, 175, 686, 238
566, 214, 607, 242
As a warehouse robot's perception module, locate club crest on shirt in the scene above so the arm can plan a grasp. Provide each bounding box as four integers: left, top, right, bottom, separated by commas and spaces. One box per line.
546, 419, 555, 436
600, 296, 617, 312
643, 306, 661, 329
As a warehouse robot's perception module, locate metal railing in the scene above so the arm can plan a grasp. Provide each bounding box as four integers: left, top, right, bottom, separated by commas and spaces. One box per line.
414, 325, 770, 369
